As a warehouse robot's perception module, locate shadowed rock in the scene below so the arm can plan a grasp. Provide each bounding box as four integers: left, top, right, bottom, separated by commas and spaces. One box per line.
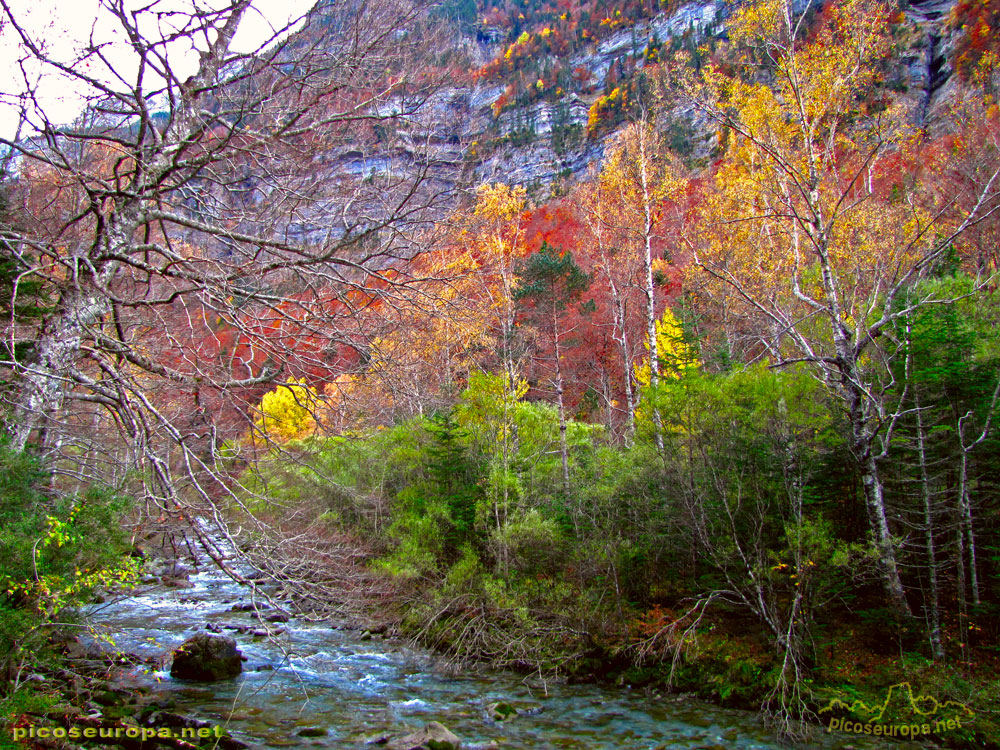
170, 634, 243, 681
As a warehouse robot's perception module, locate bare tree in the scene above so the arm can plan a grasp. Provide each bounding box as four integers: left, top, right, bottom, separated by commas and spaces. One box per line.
0, 0, 461, 534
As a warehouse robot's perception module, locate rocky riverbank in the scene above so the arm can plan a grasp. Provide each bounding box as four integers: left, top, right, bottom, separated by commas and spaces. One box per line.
3, 531, 940, 750
6, 634, 249, 750
8, 636, 467, 750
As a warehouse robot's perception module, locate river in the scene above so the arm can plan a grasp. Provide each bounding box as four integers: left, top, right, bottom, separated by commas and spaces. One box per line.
83, 542, 916, 749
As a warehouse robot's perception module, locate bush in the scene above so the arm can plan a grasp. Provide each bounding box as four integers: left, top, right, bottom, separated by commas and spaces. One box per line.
491, 509, 566, 576
0, 440, 136, 687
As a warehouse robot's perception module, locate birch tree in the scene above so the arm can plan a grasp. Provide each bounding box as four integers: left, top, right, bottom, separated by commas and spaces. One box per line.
684, 0, 1000, 617
596, 120, 686, 451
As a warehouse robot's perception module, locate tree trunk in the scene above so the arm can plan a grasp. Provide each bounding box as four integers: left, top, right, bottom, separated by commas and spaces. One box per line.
957, 448, 980, 607
585, 175, 637, 444
11, 259, 117, 451
914, 396, 944, 659
822, 239, 910, 618
954, 376, 1000, 609
553, 305, 571, 499
955, 509, 969, 660
638, 136, 665, 455
857, 442, 911, 617
836, 330, 910, 618
609, 285, 636, 444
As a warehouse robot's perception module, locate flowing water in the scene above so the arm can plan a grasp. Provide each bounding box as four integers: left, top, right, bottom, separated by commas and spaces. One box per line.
85, 543, 913, 750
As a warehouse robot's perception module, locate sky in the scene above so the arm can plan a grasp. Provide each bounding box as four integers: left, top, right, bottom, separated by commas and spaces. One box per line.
0, 0, 316, 138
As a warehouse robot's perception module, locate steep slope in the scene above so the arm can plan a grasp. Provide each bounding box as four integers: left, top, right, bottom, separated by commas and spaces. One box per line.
271, 0, 990, 216
408, 0, 981, 192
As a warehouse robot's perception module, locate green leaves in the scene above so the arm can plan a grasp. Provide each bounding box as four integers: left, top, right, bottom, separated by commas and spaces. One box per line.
0, 439, 136, 677
513, 242, 590, 312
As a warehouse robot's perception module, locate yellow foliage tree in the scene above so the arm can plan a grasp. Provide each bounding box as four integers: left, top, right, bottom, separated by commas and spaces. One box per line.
681, 0, 1000, 617
687, 0, 912, 616
464, 182, 529, 386
598, 120, 688, 449
255, 378, 319, 442
634, 308, 700, 387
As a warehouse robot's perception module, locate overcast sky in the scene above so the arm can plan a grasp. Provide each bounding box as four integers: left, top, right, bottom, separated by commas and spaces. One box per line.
0, 0, 316, 137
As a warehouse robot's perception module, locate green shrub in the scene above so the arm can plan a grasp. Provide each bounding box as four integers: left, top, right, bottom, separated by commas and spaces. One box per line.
0, 440, 136, 688
491, 510, 566, 576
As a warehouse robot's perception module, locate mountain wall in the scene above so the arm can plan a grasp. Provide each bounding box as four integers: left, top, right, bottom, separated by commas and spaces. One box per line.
418, 0, 971, 194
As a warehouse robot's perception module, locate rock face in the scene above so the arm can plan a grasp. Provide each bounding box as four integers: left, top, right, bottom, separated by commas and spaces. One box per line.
384, 721, 461, 750
170, 634, 243, 681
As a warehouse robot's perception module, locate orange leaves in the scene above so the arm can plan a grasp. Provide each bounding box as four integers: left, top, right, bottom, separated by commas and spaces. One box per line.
631, 604, 678, 638
587, 88, 625, 134
490, 89, 512, 117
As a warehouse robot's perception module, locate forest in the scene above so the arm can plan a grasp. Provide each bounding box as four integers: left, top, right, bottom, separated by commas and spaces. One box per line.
1, 0, 999, 745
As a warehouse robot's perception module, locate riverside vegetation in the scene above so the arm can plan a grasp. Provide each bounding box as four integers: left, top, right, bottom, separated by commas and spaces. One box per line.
243, 326, 1000, 745
1, 0, 1000, 745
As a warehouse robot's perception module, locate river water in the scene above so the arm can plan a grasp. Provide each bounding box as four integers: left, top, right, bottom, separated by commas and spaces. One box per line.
85, 549, 914, 749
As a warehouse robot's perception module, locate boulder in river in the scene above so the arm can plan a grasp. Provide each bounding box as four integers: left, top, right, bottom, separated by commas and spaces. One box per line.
297, 727, 327, 737
484, 700, 540, 722
384, 721, 461, 750
170, 634, 243, 681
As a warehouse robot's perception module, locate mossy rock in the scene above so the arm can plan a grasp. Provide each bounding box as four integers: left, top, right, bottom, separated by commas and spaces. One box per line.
487, 701, 517, 721
385, 721, 460, 750
94, 690, 124, 707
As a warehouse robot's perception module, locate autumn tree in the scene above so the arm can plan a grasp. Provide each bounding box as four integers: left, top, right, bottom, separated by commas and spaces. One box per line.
463, 183, 531, 388
0, 0, 457, 540
594, 119, 687, 448
576, 178, 645, 441
254, 378, 319, 443
513, 241, 590, 497
682, 0, 1000, 617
